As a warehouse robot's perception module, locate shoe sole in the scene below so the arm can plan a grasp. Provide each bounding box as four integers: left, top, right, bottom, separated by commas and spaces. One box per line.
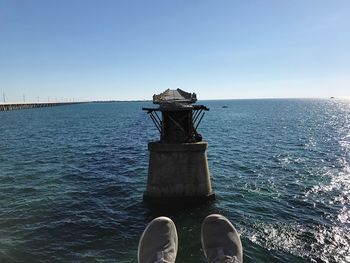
138, 216, 178, 263
201, 214, 239, 259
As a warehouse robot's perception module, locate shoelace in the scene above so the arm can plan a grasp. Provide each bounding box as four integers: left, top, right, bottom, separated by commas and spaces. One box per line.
211, 248, 239, 263
154, 251, 174, 263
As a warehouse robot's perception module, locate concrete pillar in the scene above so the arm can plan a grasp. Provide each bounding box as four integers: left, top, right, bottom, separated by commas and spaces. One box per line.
144, 141, 214, 202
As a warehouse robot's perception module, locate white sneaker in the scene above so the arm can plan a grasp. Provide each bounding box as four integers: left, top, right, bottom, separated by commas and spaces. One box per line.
201, 214, 243, 263
138, 216, 178, 263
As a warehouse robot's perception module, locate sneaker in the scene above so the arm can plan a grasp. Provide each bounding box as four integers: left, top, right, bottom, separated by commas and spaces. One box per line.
138, 216, 178, 263
201, 214, 243, 263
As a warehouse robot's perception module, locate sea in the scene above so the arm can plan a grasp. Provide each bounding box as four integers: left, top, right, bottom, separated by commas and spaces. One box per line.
0, 99, 349, 263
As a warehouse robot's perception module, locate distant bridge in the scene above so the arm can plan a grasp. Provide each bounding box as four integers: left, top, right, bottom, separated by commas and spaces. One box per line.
0, 102, 85, 111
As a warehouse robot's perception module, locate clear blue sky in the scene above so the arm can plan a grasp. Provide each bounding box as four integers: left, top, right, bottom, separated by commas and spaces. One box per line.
1, 0, 349, 102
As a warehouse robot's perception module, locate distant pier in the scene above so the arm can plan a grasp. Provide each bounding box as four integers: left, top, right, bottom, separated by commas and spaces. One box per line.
0, 102, 83, 111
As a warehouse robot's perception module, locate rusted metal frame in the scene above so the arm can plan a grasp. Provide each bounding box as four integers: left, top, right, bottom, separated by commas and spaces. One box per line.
153, 111, 162, 125
168, 115, 186, 132
193, 105, 209, 111
185, 113, 196, 142
154, 111, 164, 140
151, 112, 162, 130
190, 109, 202, 137
149, 114, 160, 132
194, 112, 205, 131
142, 107, 160, 112
174, 112, 189, 124
192, 109, 203, 127
192, 109, 201, 122
149, 112, 161, 133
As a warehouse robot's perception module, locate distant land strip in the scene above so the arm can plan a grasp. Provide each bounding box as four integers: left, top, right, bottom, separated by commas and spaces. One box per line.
0, 102, 85, 111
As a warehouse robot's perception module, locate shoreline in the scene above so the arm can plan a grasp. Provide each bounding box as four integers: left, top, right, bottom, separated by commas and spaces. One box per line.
0, 102, 84, 111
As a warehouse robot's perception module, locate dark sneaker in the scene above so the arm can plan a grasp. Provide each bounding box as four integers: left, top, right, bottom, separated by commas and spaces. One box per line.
138, 216, 178, 263
201, 214, 243, 263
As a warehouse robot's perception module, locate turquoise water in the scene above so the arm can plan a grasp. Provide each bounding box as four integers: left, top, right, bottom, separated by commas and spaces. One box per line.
0, 99, 349, 262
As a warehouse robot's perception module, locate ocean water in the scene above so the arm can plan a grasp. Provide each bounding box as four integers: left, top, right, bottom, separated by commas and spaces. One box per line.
0, 99, 349, 263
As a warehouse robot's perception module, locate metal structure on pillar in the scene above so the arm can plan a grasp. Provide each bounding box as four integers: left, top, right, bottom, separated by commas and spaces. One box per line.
142, 89, 215, 203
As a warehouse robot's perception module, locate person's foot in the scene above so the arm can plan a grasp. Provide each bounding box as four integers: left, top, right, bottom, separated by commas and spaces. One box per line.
138, 216, 178, 263
201, 214, 243, 263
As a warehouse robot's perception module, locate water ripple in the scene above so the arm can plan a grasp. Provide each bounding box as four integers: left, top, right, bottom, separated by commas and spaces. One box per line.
1, 100, 350, 262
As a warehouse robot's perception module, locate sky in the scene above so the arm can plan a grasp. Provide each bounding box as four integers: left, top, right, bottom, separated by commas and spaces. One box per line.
0, 0, 349, 102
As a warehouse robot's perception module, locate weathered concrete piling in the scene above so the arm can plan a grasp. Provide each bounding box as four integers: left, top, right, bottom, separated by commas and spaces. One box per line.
143, 89, 214, 203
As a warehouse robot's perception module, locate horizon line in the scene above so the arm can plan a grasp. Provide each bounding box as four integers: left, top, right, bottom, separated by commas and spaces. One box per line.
1, 96, 348, 105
